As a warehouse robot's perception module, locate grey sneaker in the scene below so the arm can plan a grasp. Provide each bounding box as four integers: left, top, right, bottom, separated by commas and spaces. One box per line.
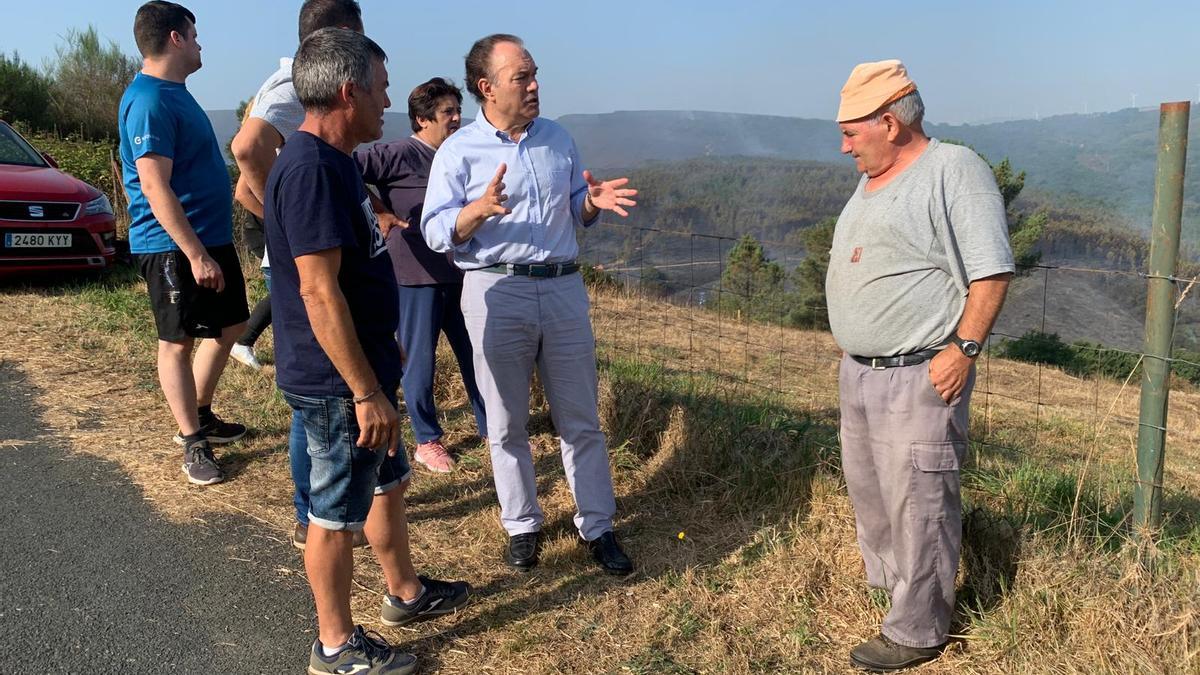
181, 440, 224, 486
307, 626, 416, 675
380, 575, 472, 627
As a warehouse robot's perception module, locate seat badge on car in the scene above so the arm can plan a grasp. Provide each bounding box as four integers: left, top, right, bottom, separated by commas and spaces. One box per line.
28, 205, 44, 218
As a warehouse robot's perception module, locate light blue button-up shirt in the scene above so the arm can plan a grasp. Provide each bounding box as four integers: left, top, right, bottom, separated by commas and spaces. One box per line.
422, 112, 597, 269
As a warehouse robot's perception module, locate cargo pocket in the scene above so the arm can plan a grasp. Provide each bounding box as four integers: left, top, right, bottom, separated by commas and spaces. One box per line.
910, 441, 965, 521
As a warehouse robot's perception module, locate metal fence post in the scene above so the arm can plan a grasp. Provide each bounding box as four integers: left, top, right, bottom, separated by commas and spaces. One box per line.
1134, 101, 1190, 539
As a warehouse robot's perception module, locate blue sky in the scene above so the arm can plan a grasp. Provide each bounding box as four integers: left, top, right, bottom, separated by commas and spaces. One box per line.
4, 0, 1200, 124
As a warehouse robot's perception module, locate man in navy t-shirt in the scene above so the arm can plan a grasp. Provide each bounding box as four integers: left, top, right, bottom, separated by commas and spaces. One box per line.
118, 1, 249, 486
230, 0, 375, 551
265, 28, 471, 674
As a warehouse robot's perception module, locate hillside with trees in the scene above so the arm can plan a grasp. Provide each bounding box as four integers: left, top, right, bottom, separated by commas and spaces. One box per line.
577, 151, 1195, 352
566, 109, 1200, 237
205, 106, 1199, 237
4, 28, 1191, 352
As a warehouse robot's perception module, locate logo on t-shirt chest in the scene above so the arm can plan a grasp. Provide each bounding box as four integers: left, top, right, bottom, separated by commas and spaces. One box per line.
850, 247, 863, 263
360, 197, 386, 258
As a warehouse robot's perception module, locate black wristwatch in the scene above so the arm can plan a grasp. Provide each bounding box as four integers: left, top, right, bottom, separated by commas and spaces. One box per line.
950, 332, 982, 358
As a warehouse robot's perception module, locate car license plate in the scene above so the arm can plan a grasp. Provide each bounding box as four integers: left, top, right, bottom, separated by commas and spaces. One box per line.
4, 232, 72, 248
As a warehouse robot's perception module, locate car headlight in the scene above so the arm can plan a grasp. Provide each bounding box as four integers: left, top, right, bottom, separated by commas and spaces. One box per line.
84, 194, 113, 216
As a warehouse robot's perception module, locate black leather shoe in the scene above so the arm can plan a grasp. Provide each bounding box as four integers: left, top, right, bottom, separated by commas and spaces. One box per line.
586, 531, 634, 575
850, 634, 946, 672
505, 532, 540, 571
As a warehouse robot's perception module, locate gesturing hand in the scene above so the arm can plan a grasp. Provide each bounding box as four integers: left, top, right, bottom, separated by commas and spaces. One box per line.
468, 163, 512, 223
583, 169, 638, 217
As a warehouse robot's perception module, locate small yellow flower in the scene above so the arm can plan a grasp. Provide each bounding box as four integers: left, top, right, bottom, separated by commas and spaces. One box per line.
677, 531, 686, 540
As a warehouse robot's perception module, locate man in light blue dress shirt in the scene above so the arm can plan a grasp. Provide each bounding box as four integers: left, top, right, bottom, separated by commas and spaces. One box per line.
423, 33, 638, 575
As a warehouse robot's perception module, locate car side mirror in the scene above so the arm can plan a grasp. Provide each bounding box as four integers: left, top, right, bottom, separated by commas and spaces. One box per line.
41, 151, 58, 168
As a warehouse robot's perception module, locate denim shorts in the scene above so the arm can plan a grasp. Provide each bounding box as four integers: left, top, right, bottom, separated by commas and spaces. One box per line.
281, 389, 411, 531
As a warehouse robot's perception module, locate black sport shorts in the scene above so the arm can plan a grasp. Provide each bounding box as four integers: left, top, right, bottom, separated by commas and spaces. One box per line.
136, 243, 250, 342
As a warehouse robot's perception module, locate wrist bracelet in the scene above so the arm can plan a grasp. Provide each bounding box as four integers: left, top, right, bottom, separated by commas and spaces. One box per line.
353, 386, 381, 404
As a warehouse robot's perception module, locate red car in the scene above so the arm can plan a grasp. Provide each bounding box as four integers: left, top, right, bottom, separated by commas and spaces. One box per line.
0, 120, 118, 276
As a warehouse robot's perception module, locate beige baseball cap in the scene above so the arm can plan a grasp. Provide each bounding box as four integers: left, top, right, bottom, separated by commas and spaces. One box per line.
837, 59, 917, 123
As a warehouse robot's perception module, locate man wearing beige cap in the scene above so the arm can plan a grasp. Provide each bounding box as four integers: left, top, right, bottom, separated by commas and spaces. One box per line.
825, 60, 1013, 671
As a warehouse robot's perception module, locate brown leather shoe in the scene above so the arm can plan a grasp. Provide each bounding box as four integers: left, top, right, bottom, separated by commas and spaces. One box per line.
292, 523, 369, 550
850, 634, 946, 672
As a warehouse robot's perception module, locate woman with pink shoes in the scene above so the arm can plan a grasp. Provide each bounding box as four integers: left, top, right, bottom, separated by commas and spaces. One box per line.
355, 77, 487, 472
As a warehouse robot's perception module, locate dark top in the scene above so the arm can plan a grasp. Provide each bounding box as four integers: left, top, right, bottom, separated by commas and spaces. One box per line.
264, 131, 401, 397
355, 137, 462, 285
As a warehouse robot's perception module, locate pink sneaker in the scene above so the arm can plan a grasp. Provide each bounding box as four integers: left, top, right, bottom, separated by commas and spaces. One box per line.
414, 439, 456, 473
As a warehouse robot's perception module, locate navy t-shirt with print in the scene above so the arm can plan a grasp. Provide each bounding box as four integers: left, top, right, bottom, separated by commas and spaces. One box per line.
264, 131, 400, 398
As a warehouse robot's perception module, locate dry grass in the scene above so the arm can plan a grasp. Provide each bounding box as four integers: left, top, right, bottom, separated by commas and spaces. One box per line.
2, 267, 1200, 674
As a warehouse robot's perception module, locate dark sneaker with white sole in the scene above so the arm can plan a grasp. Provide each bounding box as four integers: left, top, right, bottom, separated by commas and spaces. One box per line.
182, 439, 224, 486
380, 575, 472, 627
173, 412, 247, 446
307, 626, 416, 675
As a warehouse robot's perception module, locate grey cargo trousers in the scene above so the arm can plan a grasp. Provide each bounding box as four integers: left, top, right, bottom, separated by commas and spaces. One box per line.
838, 353, 974, 648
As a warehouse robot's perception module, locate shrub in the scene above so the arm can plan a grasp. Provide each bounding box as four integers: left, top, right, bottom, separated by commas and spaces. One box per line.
0, 52, 53, 130
998, 329, 1200, 387
581, 261, 619, 290
997, 330, 1076, 369
24, 130, 120, 203
46, 26, 139, 140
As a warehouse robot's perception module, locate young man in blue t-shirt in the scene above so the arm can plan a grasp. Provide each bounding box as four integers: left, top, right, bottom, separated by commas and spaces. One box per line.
118, 1, 249, 486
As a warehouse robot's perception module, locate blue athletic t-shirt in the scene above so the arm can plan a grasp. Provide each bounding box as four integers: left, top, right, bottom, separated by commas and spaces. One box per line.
118, 73, 233, 254
265, 131, 401, 398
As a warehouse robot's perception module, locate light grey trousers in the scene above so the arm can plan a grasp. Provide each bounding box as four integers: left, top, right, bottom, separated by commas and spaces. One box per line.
838, 353, 974, 648
461, 270, 617, 541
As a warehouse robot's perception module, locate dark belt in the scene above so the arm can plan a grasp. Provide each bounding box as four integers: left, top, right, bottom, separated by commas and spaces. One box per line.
477, 261, 580, 278
850, 348, 941, 370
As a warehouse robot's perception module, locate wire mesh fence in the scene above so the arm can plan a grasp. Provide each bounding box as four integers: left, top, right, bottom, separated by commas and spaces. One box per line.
579, 219, 1200, 542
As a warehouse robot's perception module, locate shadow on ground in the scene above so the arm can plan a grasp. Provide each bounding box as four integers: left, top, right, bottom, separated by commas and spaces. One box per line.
0, 358, 316, 672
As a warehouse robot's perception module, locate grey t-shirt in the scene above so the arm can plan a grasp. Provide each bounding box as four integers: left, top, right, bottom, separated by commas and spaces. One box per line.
825, 139, 1014, 357
248, 57, 304, 268
249, 57, 304, 144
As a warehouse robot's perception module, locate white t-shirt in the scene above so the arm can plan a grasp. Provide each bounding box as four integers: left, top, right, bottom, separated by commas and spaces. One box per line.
249, 58, 305, 143
248, 57, 305, 269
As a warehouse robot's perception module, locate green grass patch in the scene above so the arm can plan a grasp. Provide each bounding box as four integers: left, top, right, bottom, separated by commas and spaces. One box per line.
618, 646, 697, 675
